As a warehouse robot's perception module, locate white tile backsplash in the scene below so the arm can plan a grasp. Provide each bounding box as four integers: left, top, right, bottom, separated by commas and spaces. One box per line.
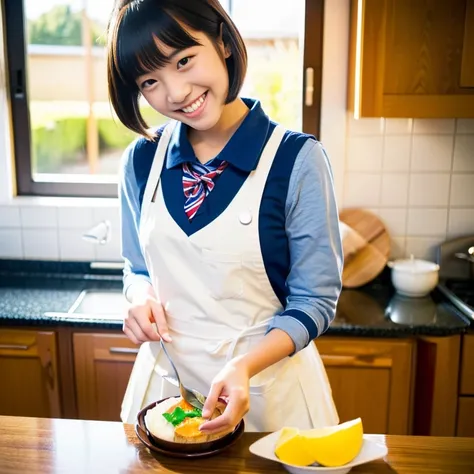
347, 116, 384, 136
379, 208, 407, 236
20, 206, 58, 229
405, 237, 444, 262
380, 174, 409, 206
406, 209, 448, 237
384, 119, 413, 135
382, 136, 411, 172
347, 136, 383, 171
0, 230, 22, 258
456, 119, 474, 134
450, 174, 474, 207
59, 229, 95, 261
408, 174, 451, 207
390, 237, 406, 259
448, 209, 474, 238
0, 205, 21, 227
453, 135, 474, 172
411, 135, 454, 171
58, 206, 94, 229
343, 173, 382, 207
0, 0, 472, 265
22, 229, 59, 260
413, 118, 456, 135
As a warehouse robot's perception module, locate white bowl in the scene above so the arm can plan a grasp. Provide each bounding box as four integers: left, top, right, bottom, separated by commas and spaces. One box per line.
387, 256, 439, 298
249, 431, 388, 474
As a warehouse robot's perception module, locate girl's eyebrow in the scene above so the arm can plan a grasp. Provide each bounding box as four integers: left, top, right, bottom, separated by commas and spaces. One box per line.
164, 47, 189, 61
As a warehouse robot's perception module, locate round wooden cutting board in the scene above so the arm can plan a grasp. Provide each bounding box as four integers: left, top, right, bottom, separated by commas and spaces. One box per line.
339, 208, 391, 288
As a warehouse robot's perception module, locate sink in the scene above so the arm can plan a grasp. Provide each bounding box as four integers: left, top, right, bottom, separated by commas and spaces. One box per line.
69, 289, 126, 317
44, 289, 127, 321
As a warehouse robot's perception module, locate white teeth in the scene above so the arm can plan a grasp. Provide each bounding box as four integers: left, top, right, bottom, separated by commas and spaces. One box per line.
182, 93, 206, 113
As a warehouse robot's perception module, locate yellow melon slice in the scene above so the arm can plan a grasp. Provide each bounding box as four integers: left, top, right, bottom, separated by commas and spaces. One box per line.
301, 418, 363, 467
274, 427, 316, 466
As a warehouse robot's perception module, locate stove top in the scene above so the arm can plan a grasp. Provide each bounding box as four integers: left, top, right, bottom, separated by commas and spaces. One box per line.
436, 236, 474, 323
438, 279, 474, 321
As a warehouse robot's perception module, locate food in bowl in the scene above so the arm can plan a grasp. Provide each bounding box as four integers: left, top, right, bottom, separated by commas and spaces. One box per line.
274, 417, 363, 467
144, 396, 227, 444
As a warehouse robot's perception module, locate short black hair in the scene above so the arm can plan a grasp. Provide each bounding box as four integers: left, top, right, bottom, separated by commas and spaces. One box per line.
107, 0, 247, 139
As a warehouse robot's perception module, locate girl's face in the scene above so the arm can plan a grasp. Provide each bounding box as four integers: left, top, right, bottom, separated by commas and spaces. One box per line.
136, 28, 231, 131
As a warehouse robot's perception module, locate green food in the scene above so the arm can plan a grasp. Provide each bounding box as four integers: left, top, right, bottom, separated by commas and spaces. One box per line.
162, 406, 203, 427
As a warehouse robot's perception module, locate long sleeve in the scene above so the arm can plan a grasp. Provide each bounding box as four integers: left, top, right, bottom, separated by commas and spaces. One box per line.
266, 138, 343, 353
119, 141, 152, 301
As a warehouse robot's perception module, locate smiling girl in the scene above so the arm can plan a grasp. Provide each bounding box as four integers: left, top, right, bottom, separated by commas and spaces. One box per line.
108, 0, 343, 435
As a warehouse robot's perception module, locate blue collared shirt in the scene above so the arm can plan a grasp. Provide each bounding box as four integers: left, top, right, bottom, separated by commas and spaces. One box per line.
119, 98, 343, 353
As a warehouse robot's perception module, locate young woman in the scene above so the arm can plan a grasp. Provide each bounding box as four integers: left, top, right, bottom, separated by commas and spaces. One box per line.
108, 0, 343, 435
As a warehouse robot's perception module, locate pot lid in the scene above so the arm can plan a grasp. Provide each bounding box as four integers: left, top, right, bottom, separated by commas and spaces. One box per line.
388, 255, 440, 273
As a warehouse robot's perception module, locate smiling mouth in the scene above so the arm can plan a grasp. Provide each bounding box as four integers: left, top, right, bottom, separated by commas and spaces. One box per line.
180, 92, 208, 114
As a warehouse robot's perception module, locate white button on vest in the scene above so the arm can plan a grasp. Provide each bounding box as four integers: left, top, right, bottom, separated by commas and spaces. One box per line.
239, 211, 252, 225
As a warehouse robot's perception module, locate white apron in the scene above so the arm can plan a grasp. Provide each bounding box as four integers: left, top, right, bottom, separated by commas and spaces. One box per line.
121, 120, 339, 431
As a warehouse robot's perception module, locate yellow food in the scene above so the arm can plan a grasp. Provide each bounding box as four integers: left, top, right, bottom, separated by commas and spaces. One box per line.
275, 427, 316, 466
274, 418, 363, 467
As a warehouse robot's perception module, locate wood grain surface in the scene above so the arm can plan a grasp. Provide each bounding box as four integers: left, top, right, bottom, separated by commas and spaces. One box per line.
339, 208, 391, 288
0, 415, 473, 473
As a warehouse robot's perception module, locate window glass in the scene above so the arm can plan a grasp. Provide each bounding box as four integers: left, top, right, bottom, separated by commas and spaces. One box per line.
23, 0, 305, 179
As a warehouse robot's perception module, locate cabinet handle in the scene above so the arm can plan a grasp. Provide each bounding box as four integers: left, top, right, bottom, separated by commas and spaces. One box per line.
0, 344, 31, 350
322, 355, 358, 365
321, 354, 387, 365
305, 67, 314, 106
109, 347, 139, 355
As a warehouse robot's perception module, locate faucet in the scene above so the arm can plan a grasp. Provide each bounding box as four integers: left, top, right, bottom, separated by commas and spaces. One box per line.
82, 220, 111, 245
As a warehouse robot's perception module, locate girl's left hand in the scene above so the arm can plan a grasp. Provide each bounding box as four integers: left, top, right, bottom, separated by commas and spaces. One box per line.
198, 357, 250, 435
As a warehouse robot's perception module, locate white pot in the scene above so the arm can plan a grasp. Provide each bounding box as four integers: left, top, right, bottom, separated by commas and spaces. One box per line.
387, 256, 440, 298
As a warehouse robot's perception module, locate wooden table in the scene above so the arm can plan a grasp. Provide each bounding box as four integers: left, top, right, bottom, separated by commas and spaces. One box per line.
0, 416, 473, 473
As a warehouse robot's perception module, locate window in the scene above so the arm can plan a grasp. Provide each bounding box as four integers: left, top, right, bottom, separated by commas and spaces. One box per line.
4, 0, 323, 197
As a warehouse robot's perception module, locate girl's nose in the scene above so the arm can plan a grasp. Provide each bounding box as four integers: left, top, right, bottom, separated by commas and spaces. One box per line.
166, 81, 192, 106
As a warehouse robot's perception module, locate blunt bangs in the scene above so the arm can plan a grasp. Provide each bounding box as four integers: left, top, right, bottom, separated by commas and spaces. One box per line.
115, 3, 203, 84
107, 0, 248, 139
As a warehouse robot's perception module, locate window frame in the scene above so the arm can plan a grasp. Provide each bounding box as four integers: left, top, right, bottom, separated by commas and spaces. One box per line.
4, 0, 324, 198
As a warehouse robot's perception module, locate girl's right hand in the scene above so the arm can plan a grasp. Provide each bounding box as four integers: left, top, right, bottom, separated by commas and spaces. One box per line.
123, 284, 172, 344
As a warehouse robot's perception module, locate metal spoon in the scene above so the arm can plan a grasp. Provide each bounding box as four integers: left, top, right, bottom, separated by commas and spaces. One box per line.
155, 329, 207, 411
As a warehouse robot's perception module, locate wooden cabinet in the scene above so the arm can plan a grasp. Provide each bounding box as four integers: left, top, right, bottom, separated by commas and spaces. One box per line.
315, 337, 415, 434
0, 329, 61, 418
348, 0, 474, 118
457, 334, 474, 436
73, 333, 138, 421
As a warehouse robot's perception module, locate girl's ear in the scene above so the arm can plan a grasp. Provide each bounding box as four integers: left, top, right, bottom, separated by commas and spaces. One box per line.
219, 23, 232, 58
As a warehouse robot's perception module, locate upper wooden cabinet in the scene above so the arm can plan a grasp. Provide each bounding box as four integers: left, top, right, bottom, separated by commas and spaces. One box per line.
348, 0, 474, 118
316, 337, 415, 435
73, 332, 138, 421
0, 329, 61, 418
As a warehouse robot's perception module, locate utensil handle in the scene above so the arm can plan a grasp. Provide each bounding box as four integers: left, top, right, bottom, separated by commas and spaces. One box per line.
159, 339, 181, 385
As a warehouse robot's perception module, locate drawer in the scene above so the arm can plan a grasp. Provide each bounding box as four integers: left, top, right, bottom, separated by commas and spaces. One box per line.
460, 334, 474, 395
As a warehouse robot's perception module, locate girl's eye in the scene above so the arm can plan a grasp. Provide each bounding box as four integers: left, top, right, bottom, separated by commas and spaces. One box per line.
177, 56, 193, 69
140, 79, 157, 90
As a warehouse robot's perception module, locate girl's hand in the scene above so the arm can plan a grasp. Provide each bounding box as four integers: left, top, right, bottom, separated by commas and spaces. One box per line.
123, 283, 171, 344
199, 357, 250, 435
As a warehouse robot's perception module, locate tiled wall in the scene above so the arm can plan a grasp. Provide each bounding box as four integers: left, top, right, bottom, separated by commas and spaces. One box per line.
0, 0, 473, 263
343, 116, 474, 261
0, 199, 122, 261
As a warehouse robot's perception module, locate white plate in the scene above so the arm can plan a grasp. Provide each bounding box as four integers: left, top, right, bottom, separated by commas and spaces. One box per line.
249, 431, 388, 474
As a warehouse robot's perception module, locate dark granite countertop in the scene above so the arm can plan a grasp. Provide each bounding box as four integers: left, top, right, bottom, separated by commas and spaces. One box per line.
0, 260, 470, 336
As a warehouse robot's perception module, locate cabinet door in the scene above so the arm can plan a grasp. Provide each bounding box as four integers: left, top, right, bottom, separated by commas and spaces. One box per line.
0, 329, 61, 418
73, 333, 139, 421
315, 337, 415, 434
348, 0, 474, 118
456, 397, 474, 437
